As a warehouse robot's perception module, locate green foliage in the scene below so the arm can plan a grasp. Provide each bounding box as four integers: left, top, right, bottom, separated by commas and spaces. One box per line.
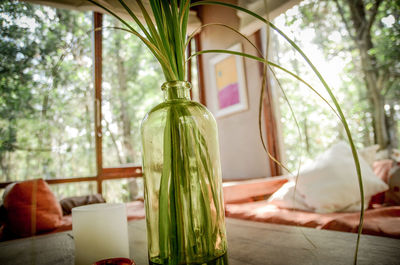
296, 0, 399, 148
273, 0, 400, 172
0, 1, 96, 186
0, 2, 36, 155
0, 1, 165, 201
371, 0, 400, 99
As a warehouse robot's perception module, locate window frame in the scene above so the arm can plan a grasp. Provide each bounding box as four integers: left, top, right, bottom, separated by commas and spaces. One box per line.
0, 11, 204, 194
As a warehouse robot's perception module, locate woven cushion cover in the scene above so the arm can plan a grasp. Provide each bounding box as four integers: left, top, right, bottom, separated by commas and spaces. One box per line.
3, 179, 62, 236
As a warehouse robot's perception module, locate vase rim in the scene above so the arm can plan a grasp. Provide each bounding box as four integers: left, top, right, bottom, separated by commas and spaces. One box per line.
161, 80, 191, 91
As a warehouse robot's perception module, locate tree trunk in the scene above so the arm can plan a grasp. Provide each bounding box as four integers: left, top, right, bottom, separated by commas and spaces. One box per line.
38, 92, 50, 177
114, 21, 135, 164
85, 91, 94, 175
345, 0, 389, 149
358, 41, 388, 148
387, 102, 399, 150
0, 152, 11, 182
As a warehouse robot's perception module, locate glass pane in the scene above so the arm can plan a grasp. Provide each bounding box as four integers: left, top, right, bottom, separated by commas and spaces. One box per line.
49, 181, 97, 200
0, 2, 95, 182
101, 15, 163, 167
102, 178, 144, 203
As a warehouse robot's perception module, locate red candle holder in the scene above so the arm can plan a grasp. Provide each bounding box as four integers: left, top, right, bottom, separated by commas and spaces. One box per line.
93, 257, 135, 265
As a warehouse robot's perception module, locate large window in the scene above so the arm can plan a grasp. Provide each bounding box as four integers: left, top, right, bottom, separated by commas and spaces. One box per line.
0, 1, 203, 202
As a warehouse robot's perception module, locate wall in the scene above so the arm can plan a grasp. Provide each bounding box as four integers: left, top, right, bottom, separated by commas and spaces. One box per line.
197, 0, 271, 180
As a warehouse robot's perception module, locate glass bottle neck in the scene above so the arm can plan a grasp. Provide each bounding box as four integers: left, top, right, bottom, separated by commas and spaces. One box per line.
162, 81, 191, 101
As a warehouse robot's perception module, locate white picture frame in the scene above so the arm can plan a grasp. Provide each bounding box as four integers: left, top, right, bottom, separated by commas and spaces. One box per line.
209, 43, 248, 118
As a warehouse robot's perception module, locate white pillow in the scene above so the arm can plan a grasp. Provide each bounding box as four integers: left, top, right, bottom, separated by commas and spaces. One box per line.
295, 142, 388, 213
340, 198, 371, 212
267, 181, 372, 212
267, 181, 371, 213
267, 181, 314, 212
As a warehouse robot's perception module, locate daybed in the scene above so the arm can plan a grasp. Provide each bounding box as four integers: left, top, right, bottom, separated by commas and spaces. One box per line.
223, 159, 400, 239
1, 159, 398, 241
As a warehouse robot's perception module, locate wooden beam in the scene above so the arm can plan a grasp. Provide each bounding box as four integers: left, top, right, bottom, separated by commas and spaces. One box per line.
93, 12, 103, 193
100, 167, 143, 179
0, 172, 143, 189
254, 30, 281, 176
0, 177, 97, 189
46, 177, 97, 184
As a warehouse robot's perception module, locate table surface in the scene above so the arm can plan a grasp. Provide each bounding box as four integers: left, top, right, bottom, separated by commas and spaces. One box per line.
0, 218, 399, 265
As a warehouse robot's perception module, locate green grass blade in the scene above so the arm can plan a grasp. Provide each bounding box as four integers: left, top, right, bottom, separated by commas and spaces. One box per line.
166, 0, 185, 80
268, 67, 303, 176
257, 65, 294, 174
185, 22, 294, 174
192, 2, 364, 262
160, 0, 179, 76
190, 0, 364, 195
148, 1, 174, 77
180, 0, 190, 31
268, 62, 340, 119
134, 0, 164, 51
88, 0, 179, 80
88, 0, 136, 34
159, 109, 173, 259
186, 23, 262, 57
189, 50, 340, 119
117, 0, 153, 42
268, 68, 318, 250
100, 26, 175, 80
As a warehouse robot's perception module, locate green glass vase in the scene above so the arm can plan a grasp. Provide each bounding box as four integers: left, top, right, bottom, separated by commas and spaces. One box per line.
141, 81, 227, 265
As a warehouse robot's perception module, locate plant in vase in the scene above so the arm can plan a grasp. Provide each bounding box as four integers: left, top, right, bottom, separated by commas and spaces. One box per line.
142, 80, 227, 265
89, 1, 228, 264
89, 1, 365, 264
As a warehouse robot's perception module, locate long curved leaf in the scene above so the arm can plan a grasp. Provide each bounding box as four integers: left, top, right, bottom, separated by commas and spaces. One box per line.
188, 50, 340, 119
191, 2, 364, 263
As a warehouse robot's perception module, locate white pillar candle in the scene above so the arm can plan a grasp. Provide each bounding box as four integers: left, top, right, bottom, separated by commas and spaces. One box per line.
72, 203, 130, 265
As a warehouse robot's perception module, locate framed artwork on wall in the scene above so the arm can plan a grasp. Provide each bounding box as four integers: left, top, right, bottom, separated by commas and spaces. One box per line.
209, 43, 248, 118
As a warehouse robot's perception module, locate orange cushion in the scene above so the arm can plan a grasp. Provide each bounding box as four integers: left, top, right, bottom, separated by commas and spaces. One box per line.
3, 179, 62, 237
